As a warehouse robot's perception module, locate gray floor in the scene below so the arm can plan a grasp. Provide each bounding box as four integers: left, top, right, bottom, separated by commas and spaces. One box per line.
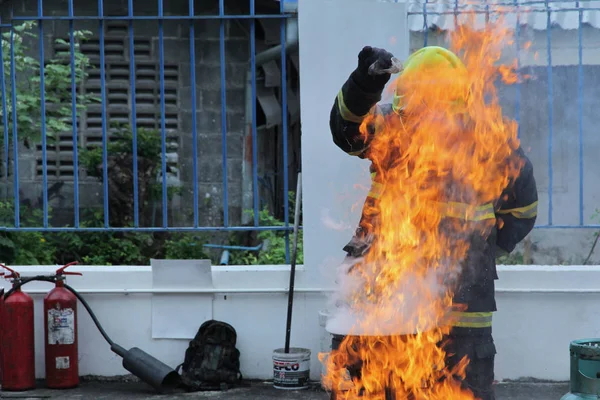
0, 380, 571, 399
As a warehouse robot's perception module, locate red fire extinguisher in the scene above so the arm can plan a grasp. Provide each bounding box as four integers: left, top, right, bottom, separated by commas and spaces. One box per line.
0, 264, 36, 391
44, 261, 82, 389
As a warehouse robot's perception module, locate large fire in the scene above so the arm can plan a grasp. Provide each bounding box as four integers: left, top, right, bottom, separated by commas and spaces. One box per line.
322, 16, 528, 400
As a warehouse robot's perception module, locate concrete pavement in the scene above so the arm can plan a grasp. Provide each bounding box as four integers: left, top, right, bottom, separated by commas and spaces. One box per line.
0, 379, 571, 399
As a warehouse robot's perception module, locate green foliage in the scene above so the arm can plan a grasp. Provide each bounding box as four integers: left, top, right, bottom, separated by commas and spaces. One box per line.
79, 124, 181, 227
0, 21, 97, 147
496, 250, 524, 265
0, 201, 54, 265
0, 20, 296, 266
164, 234, 211, 260
0, 122, 193, 265
228, 194, 304, 265
0, 23, 215, 266
47, 210, 155, 266
46, 124, 186, 265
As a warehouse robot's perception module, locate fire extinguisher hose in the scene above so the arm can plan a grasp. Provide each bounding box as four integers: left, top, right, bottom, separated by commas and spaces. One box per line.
62, 282, 115, 346
4, 276, 115, 347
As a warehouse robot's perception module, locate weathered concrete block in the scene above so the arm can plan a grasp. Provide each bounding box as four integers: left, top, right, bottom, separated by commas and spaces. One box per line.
197, 155, 223, 183
201, 88, 246, 114
158, 37, 190, 63
178, 63, 248, 90
197, 38, 249, 65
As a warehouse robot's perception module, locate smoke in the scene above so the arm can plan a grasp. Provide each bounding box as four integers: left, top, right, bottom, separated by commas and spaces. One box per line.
320, 208, 354, 232
325, 256, 461, 336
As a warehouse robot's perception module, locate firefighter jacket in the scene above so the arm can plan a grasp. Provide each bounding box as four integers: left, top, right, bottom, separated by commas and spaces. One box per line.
329, 71, 539, 333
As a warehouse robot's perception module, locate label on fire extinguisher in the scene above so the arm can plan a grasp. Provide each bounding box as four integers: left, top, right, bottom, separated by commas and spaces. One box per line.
48, 307, 75, 345
56, 356, 70, 370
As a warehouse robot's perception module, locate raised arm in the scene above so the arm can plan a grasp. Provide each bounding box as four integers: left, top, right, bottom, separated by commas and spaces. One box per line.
329, 46, 394, 158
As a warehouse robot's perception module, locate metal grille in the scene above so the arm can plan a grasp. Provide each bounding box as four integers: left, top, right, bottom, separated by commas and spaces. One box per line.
408, 0, 600, 229
35, 21, 180, 180
0, 0, 298, 266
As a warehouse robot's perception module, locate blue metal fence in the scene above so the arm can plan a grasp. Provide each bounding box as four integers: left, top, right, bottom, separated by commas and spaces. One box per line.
2, 0, 599, 266
411, 0, 600, 229
0, 0, 297, 262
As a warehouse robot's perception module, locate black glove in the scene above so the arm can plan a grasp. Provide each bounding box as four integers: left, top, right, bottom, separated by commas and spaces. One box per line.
352, 46, 394, 93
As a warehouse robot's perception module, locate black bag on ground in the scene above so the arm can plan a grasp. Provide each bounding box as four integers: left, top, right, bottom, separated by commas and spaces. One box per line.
177, 320, 243, 391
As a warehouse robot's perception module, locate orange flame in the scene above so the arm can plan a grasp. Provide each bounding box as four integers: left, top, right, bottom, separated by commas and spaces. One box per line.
324, 15, 526, 400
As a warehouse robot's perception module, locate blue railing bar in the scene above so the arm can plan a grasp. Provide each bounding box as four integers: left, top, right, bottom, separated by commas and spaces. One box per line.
68, 0, 80, 228
2, 223, 597, 232
9, 27, 19, 228
0, 224, 594, 231
98, 0, 109, 228
38, 1, 49, 228
10, 15, 293, 21
577, 2, 584, 226
158, 0, 167, 228
423, 0, 428, 46
0, 18, 10, 182
514, 0, 521, 138
189, 0, 198, 228
280, 0, 290, 264
546, 0, 553, 226
453, 0, 458, 30
415, 0, 596, 9
408, 8, 600, 16
0, 226, 304, 232
203, 243, 263, 251
128, 0, 139, 228
0, 224, 592, 231
250, 0, 259, 227
219, 0, 229, 227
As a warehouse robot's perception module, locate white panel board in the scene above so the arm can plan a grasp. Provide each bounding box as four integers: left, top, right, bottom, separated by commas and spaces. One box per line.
151, 259, 213, 289
299, 0, 409, 277
151, 259, 214, 339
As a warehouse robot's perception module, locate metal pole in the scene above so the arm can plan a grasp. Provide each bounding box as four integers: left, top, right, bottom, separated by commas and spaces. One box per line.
284, 172, 302, 353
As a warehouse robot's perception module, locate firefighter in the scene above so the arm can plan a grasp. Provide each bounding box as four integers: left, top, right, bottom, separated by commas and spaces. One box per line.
329, 45, 538, 400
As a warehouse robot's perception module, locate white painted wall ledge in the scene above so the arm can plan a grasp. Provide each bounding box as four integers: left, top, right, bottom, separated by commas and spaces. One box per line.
0, 262, 597, 382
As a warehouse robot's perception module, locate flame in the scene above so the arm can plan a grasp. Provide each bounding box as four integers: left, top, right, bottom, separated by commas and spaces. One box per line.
324, 16, 527, 400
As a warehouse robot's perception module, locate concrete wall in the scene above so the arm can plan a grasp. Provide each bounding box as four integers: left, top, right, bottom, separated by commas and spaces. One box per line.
3, 0, 274, 227
5, 262, 600, 383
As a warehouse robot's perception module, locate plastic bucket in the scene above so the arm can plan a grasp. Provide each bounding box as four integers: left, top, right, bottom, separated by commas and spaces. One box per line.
272, 347, 311, 390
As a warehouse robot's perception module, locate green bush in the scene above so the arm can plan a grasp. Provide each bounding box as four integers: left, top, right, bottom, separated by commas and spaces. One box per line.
0, 22, 299, 266
0, 201, 54, 265
0, 21, 97, 148
228, 194, 304, 265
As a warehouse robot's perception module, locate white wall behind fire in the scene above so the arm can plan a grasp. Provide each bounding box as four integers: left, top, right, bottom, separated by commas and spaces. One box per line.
299, 0, 410, 275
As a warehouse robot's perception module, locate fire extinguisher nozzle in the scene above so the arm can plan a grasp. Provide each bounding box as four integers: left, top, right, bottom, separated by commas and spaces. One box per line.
117, 346, 182, 393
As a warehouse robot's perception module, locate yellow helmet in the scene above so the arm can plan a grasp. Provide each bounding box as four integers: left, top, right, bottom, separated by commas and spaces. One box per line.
392, 46, 469, 113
